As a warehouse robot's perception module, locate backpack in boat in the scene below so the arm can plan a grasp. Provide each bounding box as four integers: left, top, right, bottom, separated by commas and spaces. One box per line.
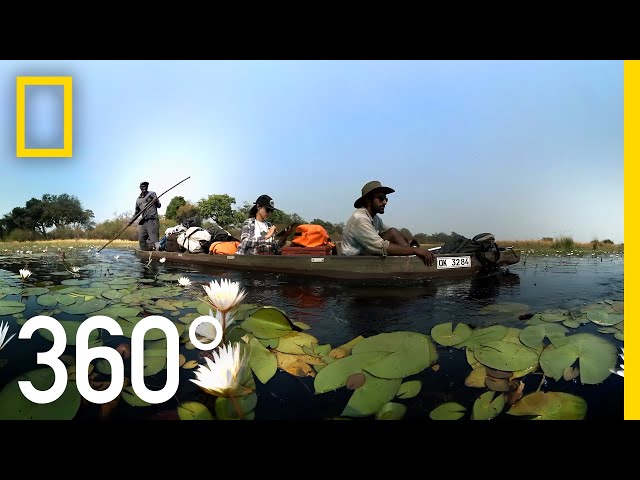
438, 232, 501, 268
290, 224, 335, 248
209, 241, 240, 255
165, 232, 184, 253
206, 224, 237, 242
176, 227, 212, 254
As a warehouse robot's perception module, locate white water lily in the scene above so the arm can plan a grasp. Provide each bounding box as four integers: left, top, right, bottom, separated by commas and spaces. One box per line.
71, 266, 80, 273
202, 279, 247, 313
610, 348, 624, 377
177, 277, 191, 287
114, 255, 120, 261
190, 342, 249, 397
0, 321, 16, 351
159, 257, 166, 263
19, 269, 31, 280
196, 309, 235, 341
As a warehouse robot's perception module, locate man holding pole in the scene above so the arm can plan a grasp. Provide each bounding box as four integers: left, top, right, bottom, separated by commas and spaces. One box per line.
136, 181, 161, 251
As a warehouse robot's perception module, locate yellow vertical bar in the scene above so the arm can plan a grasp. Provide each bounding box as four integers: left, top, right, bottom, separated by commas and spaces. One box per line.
625, 60, 637, 419
63, 77, 73, 156
15, 77, 26, 157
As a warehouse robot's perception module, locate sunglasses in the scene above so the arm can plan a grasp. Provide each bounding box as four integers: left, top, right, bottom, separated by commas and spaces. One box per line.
264, 207, 274, 213
375, 195, 388, 202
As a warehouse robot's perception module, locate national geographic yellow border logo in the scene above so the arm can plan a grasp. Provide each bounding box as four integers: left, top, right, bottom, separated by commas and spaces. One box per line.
16, 76, 73, 157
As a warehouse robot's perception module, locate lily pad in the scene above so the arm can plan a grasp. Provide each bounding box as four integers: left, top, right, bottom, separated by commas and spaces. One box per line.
520, 324, 568, 348
196, 301, 215, 316
155, 299, 179, 311
0, 300, 26, 316
396, 380, 422, 399
246, 335, 278, 384
0, 367, 80, 420
143, 355, 167, 376
485, 376, 510, 392
376, 402, 407, 420
474, 341, 540, 372
108, 277, 138, 286
539, 333, 617, 384
36, 294, 59, 307
313, 344, 332, 357
507, 391, 587, 420
333, 336, 365, 356
121, 386, 152, 407
156, 274, 181, 282
587, 310, 623, 326
62, 298, 108, 315
461, 325, 508, 349
61, 279, 91, 286
314, 351, 390, 393
472, 391, 505, 420
177, 401, 214, 420
215, 392, 258, 420
93, 305, 143, 319
275, 332, 319, 355
341, 373, 402, 417
431, 322, 472, 347
429, 402, 466, 420
241, 307, 295, 339
464, 366, 487, 388
101, 289, 132, 301
21, 287, 50, 296
292, 321, 311, 330
275, 351, 324, 377
40, 321, 101, 346
563, 319, 582, 329
353, 332, 435, 379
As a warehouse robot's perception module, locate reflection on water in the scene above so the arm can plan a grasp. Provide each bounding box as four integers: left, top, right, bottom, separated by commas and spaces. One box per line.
0, 248, 624, 420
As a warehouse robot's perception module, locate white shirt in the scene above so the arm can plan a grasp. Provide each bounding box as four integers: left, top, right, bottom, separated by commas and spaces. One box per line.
254, 220, 273, 244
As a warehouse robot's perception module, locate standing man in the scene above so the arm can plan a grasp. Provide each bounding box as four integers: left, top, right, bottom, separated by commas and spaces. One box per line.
136, 181, 161, 251
341, 180, 435, 266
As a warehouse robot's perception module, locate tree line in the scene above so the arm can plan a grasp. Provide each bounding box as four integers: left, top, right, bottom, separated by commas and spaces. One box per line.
0, 192, 459, 245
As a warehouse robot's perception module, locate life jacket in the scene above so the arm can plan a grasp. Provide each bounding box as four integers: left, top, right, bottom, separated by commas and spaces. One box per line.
209, 241, 241, 255
290, 224, 335, 248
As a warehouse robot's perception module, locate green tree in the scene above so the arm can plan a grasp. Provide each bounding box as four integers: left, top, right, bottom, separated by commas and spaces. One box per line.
42, 194, 94, 229
175, 203, 199, 224
165, 196, 187, 221
197, 194, 236, 226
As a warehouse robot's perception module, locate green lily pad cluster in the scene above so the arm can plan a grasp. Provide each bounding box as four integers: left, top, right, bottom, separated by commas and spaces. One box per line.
0, 367, 81, 420
313, 331, 434, 419
526, 300, 623, 334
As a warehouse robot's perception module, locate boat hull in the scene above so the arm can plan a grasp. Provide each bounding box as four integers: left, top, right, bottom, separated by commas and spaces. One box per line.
135, 249, 520, 280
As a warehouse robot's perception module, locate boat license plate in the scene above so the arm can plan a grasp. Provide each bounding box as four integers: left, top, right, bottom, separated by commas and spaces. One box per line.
436, 256, 471, 269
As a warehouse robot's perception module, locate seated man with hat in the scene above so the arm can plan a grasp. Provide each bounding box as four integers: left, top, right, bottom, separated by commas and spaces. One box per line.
341, 181, 435, 266
135, 181, 161, 251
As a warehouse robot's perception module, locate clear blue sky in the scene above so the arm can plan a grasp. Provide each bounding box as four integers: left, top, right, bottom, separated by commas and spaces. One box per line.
0, 60, 623, 243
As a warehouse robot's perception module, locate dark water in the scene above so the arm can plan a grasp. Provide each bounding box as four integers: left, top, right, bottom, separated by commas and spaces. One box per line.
0, 248, 624, 420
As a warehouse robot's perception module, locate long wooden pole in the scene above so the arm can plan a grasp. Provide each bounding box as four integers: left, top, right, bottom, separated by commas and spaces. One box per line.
97, 176, 191, 252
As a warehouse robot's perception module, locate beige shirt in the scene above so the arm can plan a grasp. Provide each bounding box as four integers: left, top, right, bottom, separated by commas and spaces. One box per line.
341, 208, 391, 256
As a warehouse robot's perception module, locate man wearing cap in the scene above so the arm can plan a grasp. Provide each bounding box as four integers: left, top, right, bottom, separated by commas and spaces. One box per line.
341, 181, 434, 266
236, 194, 293, 255
135, 181, 161, 251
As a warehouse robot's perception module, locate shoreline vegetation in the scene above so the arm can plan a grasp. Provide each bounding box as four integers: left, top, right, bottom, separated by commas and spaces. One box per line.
0, 237, 624, 257
1, 194, 622, 258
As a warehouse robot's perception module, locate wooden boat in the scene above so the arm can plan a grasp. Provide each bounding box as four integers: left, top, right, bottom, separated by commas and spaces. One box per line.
135, 247, 520, 280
